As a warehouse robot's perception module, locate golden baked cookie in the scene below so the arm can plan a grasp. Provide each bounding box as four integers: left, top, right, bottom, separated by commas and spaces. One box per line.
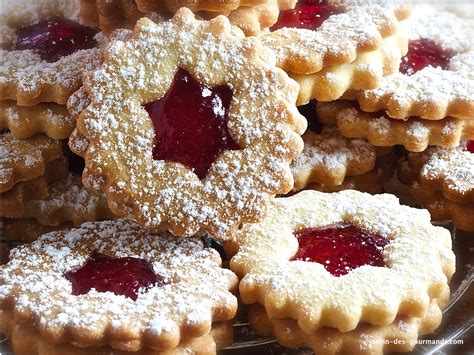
0, 220, 238, 351
317, 101, 474, 152
248, 290, 449, 355
70, 9, 306, 239
0, 132, 64, 193
291, 127, 377, 190
0, 0, 104, 105
0, 101, 75, 139
228, 190, 455, 333
259, 1, 410, 103
351, 5, 474, 120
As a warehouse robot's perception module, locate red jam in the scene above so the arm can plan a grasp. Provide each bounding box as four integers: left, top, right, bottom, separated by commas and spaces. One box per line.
466, 141, 474, 153
292, 224, 388, 276
145, 68, 239, 179
13, 18, 98, 63
271, 0, 341, 31
399, 39, 451, 76
64, 252, 166, 300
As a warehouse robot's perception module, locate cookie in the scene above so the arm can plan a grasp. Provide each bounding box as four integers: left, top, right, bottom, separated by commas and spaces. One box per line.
290, 127, 377, 191
248, 290, 448, 355
306, 153, 397, 195
0, 0, 104, 105
317, 101, 474, 152
228, 190, 455, 333
417, 144, 474, 203
5, 315, 233, 354
0, 101, 75, 139
1, 218, 71, 243
1, 157, 69, 218
410, 182, 474, 233
70, 9, 306, 239
200, 0, 297, 36
259, 1, 410, 102
351, 5, 474, 120
0, 132, 64, 193
135, 0, 267, 13
0, 219, 238, 351
21, 173, 115, 227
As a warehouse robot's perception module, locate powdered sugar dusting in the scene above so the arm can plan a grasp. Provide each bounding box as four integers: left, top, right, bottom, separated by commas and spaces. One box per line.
291, 128, 376, 190
72, 9, 305, 240
260, 2, 405, 73
231, 190, 454, 333
360, 5, 474, 119
22, 173, 115, 226
1, 219, 238, 348
420, 145, 474, 197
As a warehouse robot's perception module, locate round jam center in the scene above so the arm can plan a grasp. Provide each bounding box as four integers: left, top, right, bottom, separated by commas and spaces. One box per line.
145, 68, 239, 179
64, 252, 165, 300
271, 0, 341, 31
292, 224, 388, 276
13, 18, 98, 63
399, 39, 451, 76
466, 141, 474, 153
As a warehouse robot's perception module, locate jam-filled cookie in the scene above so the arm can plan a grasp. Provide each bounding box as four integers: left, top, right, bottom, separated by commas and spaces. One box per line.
259, 0, 411, 103
227, 190, 455, 333
69, 9, 306, 240
0, 0, 104, 105
348, 5, 474, 120
0, 219, 238, 351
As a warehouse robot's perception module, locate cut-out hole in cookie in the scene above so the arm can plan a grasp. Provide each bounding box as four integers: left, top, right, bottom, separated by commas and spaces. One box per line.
13, 18, 98, 63
145, 68, 240, 180
292, 223, 388, 276
271, 0, 341, 31
64, 252, 166, 300
399, 38, 451, 76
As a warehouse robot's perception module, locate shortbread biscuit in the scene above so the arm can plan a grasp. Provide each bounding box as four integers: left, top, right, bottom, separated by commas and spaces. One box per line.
353, 5, 474, 120
228, 190, 455, 333
0, 0, 104, 105
70, 9, 306, 239
21, 173, 115, 226
1, 218, 71, 243
291, 128, 377, 191
0, 219, 238, 351
248, 290, 448, 355
317, 101, 474, 152
0, 133, 64, 193
306, 153, 397, 195
136, 0, 267, 13
400, 144, 474, 203
291, 22, 409, 104
417, 145, 474, 203
260, 1, 410, 74
1, 157, 69, 218
1, 101, 75, 139
4, 315, 233, 355
411, 182, 474, 232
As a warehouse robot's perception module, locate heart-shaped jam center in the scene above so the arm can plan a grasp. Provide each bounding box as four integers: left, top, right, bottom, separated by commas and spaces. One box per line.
145, 68, 239, 179
13, 18, 98, 63
466, 141, 474, 153
64, 252, 166, 300
292, 224, 388, 276
271, 0, 341, 31
399, 38, 451, 76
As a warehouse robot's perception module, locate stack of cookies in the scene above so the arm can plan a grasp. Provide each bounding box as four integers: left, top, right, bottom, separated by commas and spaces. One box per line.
0, 1, 470, 354
0, 1, 117, 243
